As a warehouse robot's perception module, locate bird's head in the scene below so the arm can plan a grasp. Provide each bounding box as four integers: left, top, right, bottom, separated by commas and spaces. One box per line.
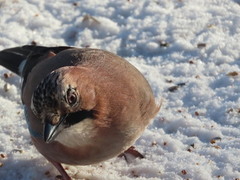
30, 66, 96, 143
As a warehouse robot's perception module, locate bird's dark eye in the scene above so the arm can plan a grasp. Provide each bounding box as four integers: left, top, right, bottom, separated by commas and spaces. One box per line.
66, 88, 78, 106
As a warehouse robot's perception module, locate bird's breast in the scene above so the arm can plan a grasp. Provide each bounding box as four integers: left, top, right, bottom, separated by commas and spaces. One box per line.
32, 116, 140, 165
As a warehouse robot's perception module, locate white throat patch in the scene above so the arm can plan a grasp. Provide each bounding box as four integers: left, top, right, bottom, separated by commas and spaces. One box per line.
54, 118, 97, 148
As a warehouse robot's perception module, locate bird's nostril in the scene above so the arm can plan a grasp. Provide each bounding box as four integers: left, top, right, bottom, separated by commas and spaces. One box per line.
51, 118, 59, 125
48, 114, 60, 125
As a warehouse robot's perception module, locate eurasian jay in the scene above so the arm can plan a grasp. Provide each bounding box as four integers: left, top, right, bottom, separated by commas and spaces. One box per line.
0, 45, 159, 180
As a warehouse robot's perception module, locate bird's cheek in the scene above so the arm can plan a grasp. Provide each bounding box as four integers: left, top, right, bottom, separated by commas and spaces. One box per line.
80, 88, 96, 110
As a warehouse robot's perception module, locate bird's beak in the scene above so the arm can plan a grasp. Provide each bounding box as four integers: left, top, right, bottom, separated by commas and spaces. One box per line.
43, 115, 68, 143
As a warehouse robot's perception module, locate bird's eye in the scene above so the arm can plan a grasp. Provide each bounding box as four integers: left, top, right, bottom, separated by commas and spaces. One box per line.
66, 88, 78, 106
68, 93, 77, 105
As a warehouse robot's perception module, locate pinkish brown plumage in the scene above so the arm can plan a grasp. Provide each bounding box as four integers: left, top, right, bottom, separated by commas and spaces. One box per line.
0, 45, 159, 180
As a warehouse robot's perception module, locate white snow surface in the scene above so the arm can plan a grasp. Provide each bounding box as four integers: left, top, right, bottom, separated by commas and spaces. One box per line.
0, 0, 240, 179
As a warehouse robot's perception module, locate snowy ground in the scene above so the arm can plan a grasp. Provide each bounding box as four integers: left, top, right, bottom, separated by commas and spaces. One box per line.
0, 0, 240, 179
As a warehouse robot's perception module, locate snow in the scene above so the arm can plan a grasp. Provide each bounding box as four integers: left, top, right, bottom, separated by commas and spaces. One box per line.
0, 0, 240, 179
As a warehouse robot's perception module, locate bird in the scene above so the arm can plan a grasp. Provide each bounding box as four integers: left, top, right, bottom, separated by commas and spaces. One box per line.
0, 45, 159, 180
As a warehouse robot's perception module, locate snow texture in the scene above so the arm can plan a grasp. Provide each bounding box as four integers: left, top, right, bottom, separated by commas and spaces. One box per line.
0, 0, 240, 179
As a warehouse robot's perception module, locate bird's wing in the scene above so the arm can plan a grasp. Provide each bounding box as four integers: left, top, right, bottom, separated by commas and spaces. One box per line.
0, 45, 72, 77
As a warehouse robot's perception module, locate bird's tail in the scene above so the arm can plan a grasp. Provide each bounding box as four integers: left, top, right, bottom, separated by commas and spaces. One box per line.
0, 45, 72, 77
0, 46, 31, 76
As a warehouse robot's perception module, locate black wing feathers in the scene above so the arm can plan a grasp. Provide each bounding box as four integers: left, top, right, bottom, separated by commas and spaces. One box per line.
0, 45, 72, 77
